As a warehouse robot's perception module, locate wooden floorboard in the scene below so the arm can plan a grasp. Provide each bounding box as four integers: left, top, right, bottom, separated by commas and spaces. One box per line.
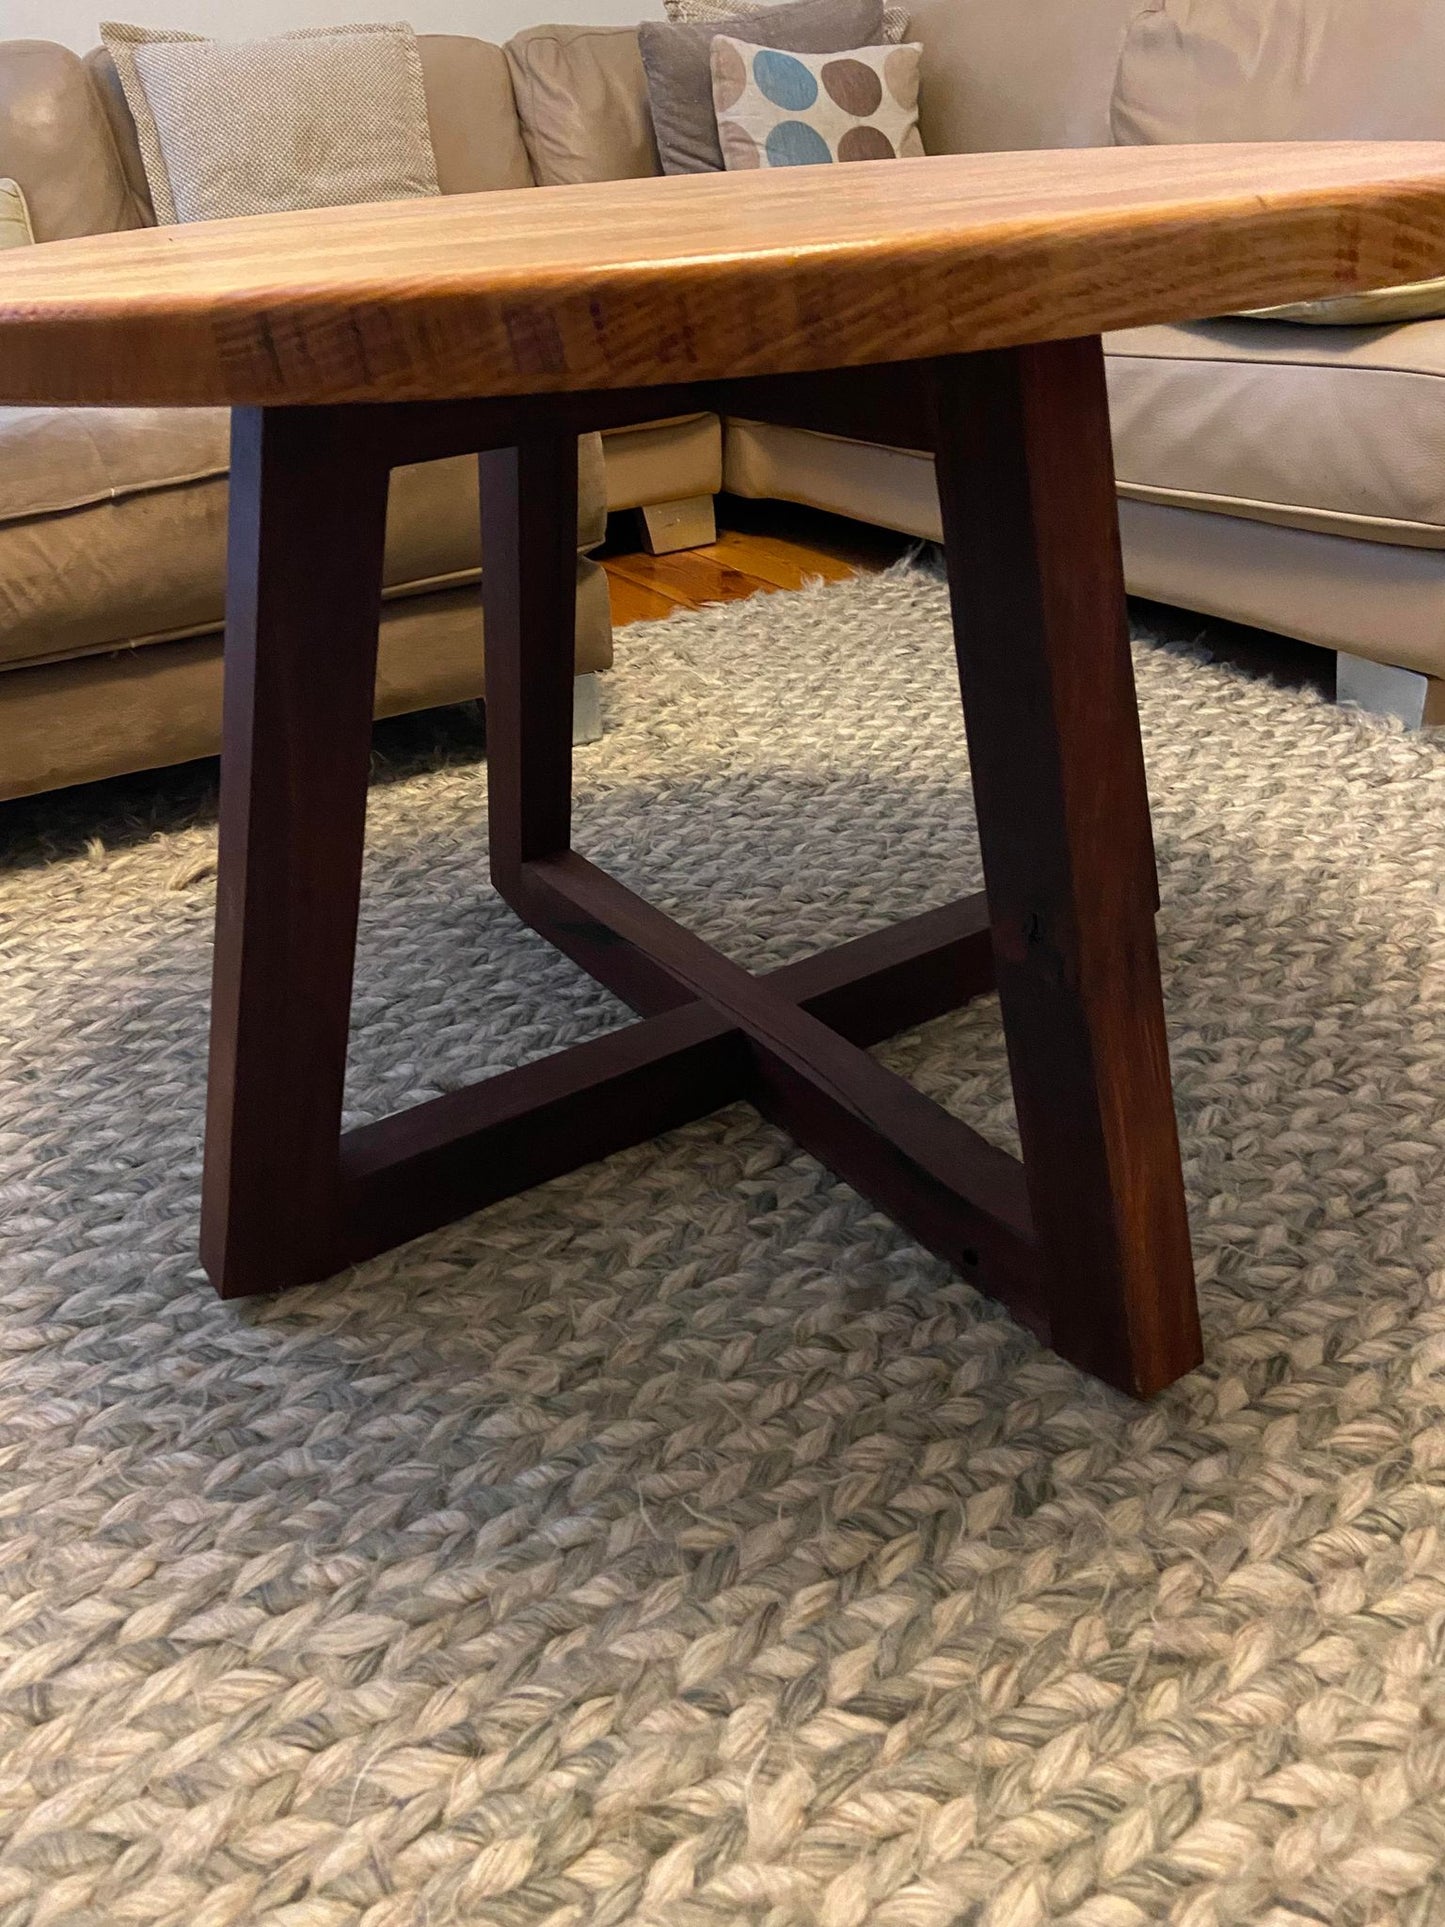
602, 498, 912, 628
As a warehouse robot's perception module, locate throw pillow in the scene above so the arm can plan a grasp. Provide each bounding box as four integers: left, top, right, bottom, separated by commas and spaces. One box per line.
0, 180, 34, 249
1241, 279, 1445, 328
639, 0, 886, 175
665, 0, 910, 48
712, 36, 922, 168
100, 20, 439, 225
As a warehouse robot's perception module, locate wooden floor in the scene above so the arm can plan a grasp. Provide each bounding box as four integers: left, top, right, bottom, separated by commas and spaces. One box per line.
599, 497, 911, 627
603, 496, 1339, 702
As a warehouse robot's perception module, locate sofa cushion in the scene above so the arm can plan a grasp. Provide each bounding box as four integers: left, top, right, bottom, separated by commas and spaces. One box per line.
712, 37, 922, 170
99, 21, 440, 225
85, 34, 532, 219
0, 408, 606, 672
505, 25, 659, 185
414, 35, 533, 191
0, 41, 144, 240
0, 560, 615, 803
729, 313, 1445, 554
1113, 0, 1445, 144
1105, 318, 1445, 550
603, 414, 722, 512
639, 0, 886, 175
906, 0, 1145, 154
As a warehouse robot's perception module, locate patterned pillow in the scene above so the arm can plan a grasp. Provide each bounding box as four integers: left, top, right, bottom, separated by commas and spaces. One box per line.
711, 37, 922, 168
666, 0, 910, 47
640, 0, 888, 177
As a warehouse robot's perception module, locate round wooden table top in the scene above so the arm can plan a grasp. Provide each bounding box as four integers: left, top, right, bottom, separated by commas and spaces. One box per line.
1, 142, 1443, 408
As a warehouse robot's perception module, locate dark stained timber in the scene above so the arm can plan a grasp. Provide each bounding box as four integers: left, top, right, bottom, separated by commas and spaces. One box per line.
201, 351, 1202, 1397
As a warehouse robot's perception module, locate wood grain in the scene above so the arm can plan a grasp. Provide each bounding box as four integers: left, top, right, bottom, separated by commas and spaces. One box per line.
3, 143, 1445, 406
932, 339, 1202, 1397
604, 519, 891, 627
201, 407, 390, 1297
338, 896, 999, 1273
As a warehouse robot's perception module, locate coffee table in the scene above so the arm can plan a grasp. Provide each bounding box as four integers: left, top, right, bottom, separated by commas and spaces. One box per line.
4, 144, 1444, 1397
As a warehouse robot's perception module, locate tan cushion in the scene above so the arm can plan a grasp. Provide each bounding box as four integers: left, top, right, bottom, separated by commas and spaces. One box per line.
1113, 0, 1445, 144
0, 409, 607, 672
603, 413, 723, 511
99, 20, 440, 225
1105, 319, 1445, 550
640, 0, 887, 175
0, 559, 614, 803
906, 0, 1143, 154
725, 416, 940, 537
413, 36, 533, 191
505, 25, 658, 185
1118, 497, 1445, 679
0, 177, 33, 247
723, 415, 1445, 680
0, 40, 143, 240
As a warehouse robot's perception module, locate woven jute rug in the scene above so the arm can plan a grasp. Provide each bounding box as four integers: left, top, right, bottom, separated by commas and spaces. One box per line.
4, 561, 1445, 1927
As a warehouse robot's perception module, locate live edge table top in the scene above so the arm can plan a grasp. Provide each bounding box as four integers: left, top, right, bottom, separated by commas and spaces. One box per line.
1, 143, 1445, 408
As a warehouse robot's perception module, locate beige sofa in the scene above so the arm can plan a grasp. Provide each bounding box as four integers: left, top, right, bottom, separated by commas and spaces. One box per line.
721, 0, 1445, 726
0, 34, 722, 800
5, 0, 1445, 801
502, 0, 1445, 725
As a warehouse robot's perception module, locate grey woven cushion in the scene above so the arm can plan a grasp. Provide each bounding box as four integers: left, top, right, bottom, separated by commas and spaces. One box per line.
100, 20, 439, 225
667, 0, 909, 42
640, 0, 889, 174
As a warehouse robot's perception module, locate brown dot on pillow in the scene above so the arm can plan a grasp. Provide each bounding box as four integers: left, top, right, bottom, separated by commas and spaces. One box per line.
821, 57, 882, 115
884, 46, 919, 108
712, 37, 750, 113
717, 117, 763, 167
837, 124, 896, 161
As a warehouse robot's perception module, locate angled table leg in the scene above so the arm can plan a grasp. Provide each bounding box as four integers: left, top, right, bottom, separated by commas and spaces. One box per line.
930, 338, 1202, 1397
201, 405, 391, 1297
480, 434, 701, 1018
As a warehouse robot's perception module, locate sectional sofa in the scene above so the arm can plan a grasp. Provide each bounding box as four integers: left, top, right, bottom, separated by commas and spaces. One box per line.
2, 0, 1444, 798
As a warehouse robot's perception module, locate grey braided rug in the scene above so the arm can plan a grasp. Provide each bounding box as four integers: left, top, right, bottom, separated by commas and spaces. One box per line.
4, 560, 1445, 1927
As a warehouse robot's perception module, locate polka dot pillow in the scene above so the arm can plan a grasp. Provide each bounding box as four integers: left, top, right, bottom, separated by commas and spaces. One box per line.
710, 35, 922, 168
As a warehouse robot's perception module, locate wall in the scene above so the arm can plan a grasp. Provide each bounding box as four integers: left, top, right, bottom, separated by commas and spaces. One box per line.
17, 0, 665, 56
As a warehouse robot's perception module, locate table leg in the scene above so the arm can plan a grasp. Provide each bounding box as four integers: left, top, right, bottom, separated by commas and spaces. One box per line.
201, 406, 391, 1296
479, 439, 578, 895
480, 436, 697, 1017
931, 338, 1202, 1397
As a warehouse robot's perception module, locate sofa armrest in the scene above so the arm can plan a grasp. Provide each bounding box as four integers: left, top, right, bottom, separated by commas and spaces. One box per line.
0, 39, 142, 240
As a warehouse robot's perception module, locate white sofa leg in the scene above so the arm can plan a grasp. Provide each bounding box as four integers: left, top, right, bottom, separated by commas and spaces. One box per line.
572, 672, 603, 745
639, 494, 717, 554
1336, 651, 1445, 729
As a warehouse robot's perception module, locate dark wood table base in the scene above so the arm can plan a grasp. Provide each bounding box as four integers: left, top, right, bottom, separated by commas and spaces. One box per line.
200, 339, 1203, 1400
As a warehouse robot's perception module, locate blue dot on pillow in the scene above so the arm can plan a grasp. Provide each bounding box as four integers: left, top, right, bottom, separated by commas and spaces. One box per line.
752, 48, 819, 110
764, 119, 833, 166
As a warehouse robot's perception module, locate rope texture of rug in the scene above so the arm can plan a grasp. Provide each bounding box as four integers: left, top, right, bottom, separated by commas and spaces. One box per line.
3, 561, 1445, 1927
